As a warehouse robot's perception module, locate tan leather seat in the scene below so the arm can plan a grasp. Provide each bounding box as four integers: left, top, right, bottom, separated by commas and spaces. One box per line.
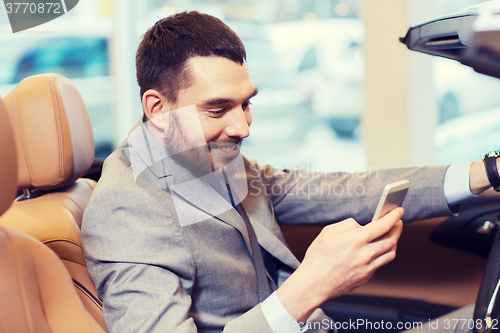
0, 227, 105, 333
0, 74, 106, 330
0, 93, 18, 213
0, 96, 104, 333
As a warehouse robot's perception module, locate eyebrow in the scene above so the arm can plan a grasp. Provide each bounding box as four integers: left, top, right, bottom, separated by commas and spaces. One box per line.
197, 88, 259, 107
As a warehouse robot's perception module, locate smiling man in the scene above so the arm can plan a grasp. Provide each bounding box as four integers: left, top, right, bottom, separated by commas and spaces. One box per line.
143, 55, 257, 172
81, 11, 499, 333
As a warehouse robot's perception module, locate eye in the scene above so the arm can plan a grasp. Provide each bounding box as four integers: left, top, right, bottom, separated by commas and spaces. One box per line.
242, 101, 252, 111
206, 109, 226, 118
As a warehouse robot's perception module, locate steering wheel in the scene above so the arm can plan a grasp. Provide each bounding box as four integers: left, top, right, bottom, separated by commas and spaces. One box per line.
474, 227, 500, 333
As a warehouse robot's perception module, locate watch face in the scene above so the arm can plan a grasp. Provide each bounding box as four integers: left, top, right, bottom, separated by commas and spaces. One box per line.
482, 150, 500, 160
489, 151, 500, 158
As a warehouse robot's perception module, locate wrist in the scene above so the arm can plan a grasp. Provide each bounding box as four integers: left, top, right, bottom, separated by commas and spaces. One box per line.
470, 161, 491, 195
276, 266, 324, 324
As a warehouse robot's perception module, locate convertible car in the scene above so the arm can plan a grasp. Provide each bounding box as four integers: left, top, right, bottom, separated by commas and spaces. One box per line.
0, 3, 499, 333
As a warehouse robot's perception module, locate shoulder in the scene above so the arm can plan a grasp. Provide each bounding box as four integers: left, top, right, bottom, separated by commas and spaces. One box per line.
83, 145, 177, 231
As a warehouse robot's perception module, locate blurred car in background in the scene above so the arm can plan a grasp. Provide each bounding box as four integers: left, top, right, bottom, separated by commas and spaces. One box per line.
433, 57, 500, 124
266, 19, 364, 137
0, 21, 114, 158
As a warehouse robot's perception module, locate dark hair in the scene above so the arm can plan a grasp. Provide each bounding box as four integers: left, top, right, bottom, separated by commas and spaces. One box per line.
136, 11, 246, 104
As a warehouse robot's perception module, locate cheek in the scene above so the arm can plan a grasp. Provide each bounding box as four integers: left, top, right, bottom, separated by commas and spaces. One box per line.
200, 118, 224, 143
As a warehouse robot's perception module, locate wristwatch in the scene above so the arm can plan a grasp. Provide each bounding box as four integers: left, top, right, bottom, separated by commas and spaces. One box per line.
482, 150, 500, 192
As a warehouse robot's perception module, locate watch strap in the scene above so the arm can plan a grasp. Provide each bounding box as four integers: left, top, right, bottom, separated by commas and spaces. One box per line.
483, 151, 500, 192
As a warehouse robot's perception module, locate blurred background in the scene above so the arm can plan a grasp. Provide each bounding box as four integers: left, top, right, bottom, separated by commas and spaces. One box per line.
0, 0, 499, 172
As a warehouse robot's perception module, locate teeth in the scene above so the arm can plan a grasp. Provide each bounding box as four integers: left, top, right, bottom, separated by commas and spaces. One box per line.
220, 146, 236, 152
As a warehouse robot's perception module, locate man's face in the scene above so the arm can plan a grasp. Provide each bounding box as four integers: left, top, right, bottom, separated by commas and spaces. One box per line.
169, 56, 257, 171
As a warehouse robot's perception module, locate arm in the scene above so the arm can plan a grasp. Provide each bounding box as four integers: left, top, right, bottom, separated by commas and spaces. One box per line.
243, 161, 430, 325
246, 160, 452, 225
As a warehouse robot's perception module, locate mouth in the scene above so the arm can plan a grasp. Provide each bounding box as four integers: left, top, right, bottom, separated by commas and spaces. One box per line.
211, 143, 240, 159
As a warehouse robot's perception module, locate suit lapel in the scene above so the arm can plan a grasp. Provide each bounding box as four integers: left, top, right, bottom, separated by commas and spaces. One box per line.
242, 187, 301, 270
167, 154, 300, 269
169, 174, 252, 251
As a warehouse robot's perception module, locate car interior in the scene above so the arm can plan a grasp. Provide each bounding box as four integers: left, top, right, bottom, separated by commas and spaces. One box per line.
0, 73, 499, 333
0, 73, 105, 332
1, 4, 500, 333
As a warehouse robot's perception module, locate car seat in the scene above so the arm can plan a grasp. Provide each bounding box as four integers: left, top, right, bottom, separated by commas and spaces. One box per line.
0, 94, 104, 333
0, 74, 105, 330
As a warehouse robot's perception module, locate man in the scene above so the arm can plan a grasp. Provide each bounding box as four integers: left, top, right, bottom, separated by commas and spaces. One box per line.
81, 11, 499, 333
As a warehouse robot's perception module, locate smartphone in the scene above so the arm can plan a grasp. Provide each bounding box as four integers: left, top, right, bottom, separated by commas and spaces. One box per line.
371, 180, 410, 222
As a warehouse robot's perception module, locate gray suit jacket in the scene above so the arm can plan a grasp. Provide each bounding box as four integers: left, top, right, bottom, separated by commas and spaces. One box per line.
81, 122, 454, 333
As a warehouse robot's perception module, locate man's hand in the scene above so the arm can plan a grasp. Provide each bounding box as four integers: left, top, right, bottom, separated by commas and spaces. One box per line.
276, 207, 404, 323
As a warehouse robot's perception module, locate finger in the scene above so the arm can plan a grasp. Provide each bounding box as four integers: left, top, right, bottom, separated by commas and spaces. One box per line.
368, 246, 397, 271
367, 221, 403, 268
364, 220, 403, 261
360, 207, 404, 243
391, 220, 403, 252
370, 220, 403, 249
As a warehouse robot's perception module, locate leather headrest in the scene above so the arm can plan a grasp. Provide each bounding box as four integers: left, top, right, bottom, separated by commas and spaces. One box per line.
0, 98, 18, 215
4, 74, 95, 191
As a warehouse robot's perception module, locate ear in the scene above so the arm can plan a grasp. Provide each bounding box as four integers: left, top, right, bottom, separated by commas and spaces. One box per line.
142, 89, 170, 121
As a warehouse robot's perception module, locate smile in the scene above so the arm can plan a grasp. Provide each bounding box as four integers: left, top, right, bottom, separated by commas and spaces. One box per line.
220, 145, 236, 152
212, 144, 240, 158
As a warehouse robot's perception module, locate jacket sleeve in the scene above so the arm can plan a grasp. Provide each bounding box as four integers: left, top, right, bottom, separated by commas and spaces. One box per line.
245, 160, 454, 225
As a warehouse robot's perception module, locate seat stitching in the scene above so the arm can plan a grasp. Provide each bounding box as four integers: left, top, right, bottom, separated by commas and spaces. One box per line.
43, 238, 82, 248
50, 75, 66, 185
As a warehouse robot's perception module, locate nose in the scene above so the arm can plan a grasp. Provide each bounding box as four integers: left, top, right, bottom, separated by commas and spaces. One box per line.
225, 108, 250, 139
